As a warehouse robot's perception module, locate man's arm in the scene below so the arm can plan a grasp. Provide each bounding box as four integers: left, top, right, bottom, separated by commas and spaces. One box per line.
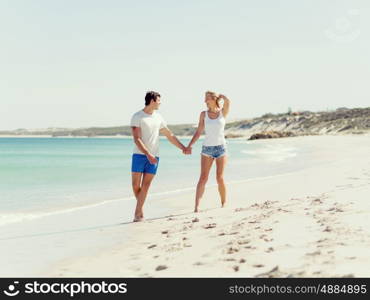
160, 127, 186, 152
131, 127, 158, 164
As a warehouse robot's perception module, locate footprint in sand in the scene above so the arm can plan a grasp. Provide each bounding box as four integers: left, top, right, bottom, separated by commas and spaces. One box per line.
203, 223, 217, 229
237, 239, 251, 245
224, 258, 236, 262
341, 274, 355, 278
255, 266, 279, 277
222, 231, 239, 236
310, 198, 323, 205
277, 208, 291, 212
148, 244, 157, 249
323, 226, 332, 232
261, 200, 275, 209
155, 265, 168, 271
253, 264, 264, 268
245, 245, 257, 250
226, 247, 239, 254
316, 238, 329, 243
265, 247, 274, 253
182, 224, 193, 231
306, 250, 321, 256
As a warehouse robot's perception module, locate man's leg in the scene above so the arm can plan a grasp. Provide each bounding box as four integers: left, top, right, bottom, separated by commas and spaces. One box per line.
134, 172, 155, 220
132, 172, 143, 200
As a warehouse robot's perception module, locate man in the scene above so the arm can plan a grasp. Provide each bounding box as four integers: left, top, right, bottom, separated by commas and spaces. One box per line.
130, 91, 191, 222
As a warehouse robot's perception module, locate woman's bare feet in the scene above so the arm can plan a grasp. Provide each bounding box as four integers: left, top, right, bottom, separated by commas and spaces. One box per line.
194, 207, 199, 213
134, 209, 144, 221
133, 215, 145, 222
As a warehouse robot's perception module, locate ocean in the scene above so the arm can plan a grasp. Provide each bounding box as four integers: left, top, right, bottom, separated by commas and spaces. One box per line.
0, 137, 309, 226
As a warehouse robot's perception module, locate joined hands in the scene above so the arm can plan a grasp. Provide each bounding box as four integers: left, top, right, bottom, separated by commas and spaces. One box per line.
182, 146, 192, 155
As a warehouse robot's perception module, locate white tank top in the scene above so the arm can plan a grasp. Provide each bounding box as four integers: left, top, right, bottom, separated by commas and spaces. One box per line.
203, 110, 226, 146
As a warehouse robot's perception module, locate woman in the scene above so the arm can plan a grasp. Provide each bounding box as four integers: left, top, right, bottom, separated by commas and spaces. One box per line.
185, 91, 231, 212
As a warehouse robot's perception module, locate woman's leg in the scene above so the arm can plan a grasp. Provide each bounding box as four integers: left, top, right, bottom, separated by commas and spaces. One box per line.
216, 155, 227, 207
194, 155, 214, 212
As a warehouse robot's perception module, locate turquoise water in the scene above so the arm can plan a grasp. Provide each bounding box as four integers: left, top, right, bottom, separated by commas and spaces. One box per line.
0, 137, 307, 219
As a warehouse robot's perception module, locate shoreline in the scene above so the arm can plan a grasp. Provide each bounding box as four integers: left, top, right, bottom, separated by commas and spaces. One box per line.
0, 168, 310, 228
1, 134, 369, 277
44, 134, 370, 277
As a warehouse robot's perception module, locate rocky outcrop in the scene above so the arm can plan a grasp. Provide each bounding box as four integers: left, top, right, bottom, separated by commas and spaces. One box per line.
225, 107, 370, 139
248, 131, 296, 140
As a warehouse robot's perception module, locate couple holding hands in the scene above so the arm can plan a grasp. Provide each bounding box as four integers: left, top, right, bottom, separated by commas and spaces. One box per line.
130, 91, 230, 222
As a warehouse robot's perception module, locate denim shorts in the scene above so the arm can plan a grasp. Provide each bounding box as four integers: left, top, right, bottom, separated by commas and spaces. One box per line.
201, 144, 227, 159
131, 153, 160, 174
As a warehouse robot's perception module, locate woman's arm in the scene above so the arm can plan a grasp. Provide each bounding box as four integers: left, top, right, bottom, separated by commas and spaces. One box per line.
219, 94, 231, 118
187, 112, 205, 150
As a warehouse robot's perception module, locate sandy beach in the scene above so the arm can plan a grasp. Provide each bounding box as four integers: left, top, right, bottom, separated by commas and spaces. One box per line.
41, 133, 370, 278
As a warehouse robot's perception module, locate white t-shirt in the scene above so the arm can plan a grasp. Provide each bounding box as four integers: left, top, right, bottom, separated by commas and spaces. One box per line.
203, 110, 226, 146
130, 110, 168, 157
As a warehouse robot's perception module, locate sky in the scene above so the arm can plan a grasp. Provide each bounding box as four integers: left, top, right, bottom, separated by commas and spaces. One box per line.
0, 0, 369, 130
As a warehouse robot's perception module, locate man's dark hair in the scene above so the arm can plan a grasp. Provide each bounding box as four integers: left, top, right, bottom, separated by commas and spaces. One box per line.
145, 91, 161, 106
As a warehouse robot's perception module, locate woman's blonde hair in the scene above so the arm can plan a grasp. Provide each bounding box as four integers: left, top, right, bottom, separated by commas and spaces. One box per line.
205, 91, 221, 108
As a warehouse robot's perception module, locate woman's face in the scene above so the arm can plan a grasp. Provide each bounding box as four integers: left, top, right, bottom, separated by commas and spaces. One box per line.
204, 93, 216, 108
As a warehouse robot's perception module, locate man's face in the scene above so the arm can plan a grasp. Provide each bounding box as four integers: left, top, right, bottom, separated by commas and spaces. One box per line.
153, 97, 161, 110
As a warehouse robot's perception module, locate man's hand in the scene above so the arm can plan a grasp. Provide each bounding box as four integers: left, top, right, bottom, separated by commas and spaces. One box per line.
146, 153, 158, 164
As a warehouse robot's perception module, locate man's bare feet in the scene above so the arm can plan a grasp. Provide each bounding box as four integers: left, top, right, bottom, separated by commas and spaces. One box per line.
221, 201, 226, 208
194, 207, 199, 213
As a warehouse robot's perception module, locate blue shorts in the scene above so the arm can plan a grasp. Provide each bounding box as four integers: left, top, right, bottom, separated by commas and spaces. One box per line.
131, 153, 160, 174
201, 144, 227, 159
